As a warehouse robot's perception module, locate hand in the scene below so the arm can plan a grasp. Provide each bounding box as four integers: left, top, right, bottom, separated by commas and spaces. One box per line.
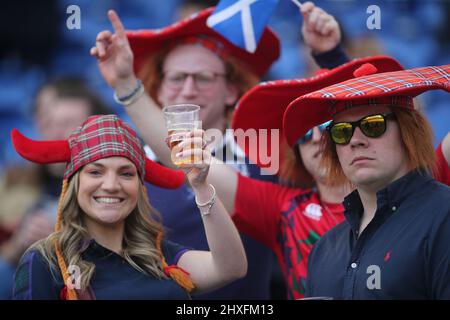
90, 10, 137, 89
173, 130, 213, 188
301, 1, 341, 54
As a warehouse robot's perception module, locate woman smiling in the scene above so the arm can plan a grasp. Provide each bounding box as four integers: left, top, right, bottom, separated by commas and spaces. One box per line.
11, 114, 246, 300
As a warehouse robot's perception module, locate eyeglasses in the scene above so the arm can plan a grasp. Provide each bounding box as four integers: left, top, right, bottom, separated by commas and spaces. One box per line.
327, 113, 395, 145
162, 70, 226, 91
297, 120, 332, 145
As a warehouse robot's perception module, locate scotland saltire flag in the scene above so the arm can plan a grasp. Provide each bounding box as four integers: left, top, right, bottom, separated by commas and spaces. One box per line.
206, 0, 279, 53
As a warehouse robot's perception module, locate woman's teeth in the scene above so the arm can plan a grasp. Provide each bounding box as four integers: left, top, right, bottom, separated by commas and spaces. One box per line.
95, 197, 122, 204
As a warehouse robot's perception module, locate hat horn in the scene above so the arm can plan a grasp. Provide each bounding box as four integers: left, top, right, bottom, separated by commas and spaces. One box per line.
11, 128, 185, 189
144, 159, 185, 189
11, 129, 71, 164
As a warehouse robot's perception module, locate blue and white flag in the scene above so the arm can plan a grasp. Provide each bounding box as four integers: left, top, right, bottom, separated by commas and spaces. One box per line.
206, 0, 279, 53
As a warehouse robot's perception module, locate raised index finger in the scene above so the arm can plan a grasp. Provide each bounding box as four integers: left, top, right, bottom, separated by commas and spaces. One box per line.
108, 10, 126, 39
300, 1, 314, 16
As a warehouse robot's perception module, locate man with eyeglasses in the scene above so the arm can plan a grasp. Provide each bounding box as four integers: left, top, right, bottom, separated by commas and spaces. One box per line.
162, 70, 226, 91
91, 2, 349, 300
284, 63, 450, 299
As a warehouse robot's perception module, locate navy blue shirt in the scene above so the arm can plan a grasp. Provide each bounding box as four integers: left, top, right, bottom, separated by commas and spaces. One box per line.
13, 239, 190, 300
306, 171, 450, 299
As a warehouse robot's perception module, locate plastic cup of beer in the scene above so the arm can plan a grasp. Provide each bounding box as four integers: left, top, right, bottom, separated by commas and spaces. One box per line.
162, 104, 201, 166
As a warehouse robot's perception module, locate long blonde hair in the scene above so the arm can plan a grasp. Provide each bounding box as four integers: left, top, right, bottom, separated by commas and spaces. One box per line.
30, 171, 168, 291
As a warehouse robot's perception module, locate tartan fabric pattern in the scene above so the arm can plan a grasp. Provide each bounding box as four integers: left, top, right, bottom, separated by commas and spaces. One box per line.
233, 56, 405, 162
13, 251, 35, 299
332, 96, 414, 114
304, 64, 450, 100
283, 64, 450, 147
64, 115, 146, 180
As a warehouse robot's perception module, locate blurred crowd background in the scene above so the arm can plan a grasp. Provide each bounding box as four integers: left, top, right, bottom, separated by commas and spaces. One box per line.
0, 0, 449, 299
1, 0, 449, 167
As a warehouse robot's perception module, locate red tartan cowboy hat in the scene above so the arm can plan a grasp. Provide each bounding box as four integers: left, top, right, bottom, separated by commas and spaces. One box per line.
11, 114, 185, 189
231, 55, 404, 171
283, 64, 450, 147
127, 7, 280, 78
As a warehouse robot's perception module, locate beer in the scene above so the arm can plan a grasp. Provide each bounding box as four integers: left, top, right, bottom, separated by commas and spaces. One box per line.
162, 104, 201, 166
168, 128, 202, 166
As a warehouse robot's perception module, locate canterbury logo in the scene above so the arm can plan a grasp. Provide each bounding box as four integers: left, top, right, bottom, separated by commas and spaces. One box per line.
302, 203, 323, 221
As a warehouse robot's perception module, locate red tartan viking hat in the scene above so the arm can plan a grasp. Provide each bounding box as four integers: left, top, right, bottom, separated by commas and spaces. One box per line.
284, 64, 450, 147
11, 114, 185, 188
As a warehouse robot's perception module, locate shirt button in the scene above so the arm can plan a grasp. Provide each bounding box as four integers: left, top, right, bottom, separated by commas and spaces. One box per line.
351, 262, 357, 269
392, 206, 397, 211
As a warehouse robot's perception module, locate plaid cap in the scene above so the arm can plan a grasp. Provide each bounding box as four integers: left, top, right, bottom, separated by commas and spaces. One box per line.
11, 115, 185, 189
231, 55, 403, 171
127, 7, 280, 78
284, 64, 450, 147
65, 115, 146, 180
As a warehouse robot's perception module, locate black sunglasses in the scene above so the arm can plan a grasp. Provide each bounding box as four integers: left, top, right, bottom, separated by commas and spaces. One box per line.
327, 113, 395, 145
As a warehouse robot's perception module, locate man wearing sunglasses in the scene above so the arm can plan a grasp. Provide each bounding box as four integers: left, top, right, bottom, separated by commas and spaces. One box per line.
284, 64, 450, 299
326, 113, 394, 145
201, 56, 407, 299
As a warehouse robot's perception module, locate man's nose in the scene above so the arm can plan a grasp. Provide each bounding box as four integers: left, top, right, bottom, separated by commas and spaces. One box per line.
349, 127, 369, 148
179, 75, 199, 97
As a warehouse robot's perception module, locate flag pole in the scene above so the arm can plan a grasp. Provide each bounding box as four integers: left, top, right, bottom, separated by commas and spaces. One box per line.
291, 0, 302, 9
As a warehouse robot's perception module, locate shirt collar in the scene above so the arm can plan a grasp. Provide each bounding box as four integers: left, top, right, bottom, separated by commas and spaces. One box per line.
343, 170, 433, 232
376, 170, 432, 209
79, 238, 117, 258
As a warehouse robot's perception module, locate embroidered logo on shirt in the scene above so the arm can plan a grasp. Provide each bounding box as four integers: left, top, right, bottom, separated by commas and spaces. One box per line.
384, 251, 391, 262
303, 203, 323, 221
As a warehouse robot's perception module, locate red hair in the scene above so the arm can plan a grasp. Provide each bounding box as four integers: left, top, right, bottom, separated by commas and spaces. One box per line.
320, 107, 437, 187
137, 44, 259, 109
278, 140, 315, 188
